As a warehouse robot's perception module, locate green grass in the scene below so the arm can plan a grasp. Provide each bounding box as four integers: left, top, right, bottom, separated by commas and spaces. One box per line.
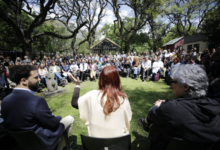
36, 77, 174, 150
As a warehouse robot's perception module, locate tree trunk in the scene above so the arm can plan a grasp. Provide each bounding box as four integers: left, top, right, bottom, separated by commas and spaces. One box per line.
23, 43, 32, 59
124, 42, 130, 53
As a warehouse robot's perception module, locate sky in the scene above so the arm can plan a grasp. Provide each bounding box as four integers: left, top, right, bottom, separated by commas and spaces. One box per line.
24, 2, 148, 32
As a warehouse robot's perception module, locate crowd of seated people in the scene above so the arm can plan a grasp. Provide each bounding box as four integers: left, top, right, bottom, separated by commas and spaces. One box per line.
0, 46, 220, 150
0, 47, 220, 91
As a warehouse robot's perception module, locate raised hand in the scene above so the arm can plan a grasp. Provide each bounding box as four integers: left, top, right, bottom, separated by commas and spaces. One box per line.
69, 74, 80, 85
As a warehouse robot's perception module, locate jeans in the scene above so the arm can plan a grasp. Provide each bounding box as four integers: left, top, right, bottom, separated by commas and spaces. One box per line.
132, 67, 140, 75
153, 69, 161, 81
54, 72, 62, 83
0, 74, 6, 88
40, 76, 47, 84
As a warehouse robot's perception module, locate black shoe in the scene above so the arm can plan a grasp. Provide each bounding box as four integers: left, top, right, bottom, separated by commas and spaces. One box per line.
62, 142, 73, 150
138, 118, 150, 132
142, 79, 144, 82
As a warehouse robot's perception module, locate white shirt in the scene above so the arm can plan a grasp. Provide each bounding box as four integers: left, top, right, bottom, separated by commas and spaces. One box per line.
142, 60, 151, 69
38, 68, 47, 76
70, 64, 78, 71
80, 63, 88, 71
78, 90, 132, 137
14, 88, 34, 94
53, 66, 57, 72
91, 64, 96, 70
152, 61, 163, 73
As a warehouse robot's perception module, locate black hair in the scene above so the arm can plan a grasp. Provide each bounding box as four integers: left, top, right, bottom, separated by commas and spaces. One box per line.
9, 65, 37, 85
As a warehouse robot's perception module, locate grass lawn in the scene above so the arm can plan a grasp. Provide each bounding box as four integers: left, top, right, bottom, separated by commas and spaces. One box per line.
36, 77, 175, 150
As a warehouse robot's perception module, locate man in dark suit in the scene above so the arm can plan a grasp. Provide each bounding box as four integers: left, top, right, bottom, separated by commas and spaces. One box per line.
1, 65, 74, 150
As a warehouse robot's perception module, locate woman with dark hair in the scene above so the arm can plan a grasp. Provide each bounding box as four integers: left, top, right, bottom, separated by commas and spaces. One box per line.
69, 66, 132, 137
61, 61, 70, 78
38, 63, 48, 84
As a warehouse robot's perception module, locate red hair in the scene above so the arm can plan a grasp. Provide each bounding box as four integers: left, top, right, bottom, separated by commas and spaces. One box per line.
172, 57, 180, 63
99, 66, 128, 115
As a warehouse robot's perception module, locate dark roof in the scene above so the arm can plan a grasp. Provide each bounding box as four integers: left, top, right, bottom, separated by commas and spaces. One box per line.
184, 34, 208, 44
163, 36, 184, 46
91, 38, 121, 49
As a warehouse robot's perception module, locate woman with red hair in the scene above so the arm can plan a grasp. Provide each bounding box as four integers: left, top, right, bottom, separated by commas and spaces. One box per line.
69, 66, 132, 137
171, 57, 180, 70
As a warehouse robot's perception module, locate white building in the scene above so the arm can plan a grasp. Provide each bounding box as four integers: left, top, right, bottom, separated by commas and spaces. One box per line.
183, 34, 209, 53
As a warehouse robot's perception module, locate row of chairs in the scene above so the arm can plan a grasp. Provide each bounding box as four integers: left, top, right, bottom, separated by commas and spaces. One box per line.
1, 129, 220, 150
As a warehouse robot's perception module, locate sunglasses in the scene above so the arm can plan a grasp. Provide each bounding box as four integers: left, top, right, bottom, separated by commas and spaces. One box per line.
171, 80, 178, 84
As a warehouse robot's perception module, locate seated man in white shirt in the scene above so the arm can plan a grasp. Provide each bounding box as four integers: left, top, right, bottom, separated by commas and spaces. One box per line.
79, 60, 88, 82
70, 60, 79, 78
152, 56, 164, 82
142, 56, 151, 82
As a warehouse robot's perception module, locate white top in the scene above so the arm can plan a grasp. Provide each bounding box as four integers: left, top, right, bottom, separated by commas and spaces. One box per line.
80, 63, 88, 71
78, 90, 132, 138
91, 64, 96, 70
38, 68, 48, 76
142, 60, 151, 69
152, 61, 163, 73
53, 66, 57, 72
70, 64, 78, 71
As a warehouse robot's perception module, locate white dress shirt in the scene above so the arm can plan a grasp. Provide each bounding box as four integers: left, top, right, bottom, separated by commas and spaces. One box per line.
142, 60, 151, 69
152, 61, 163, 73
80, 63, 88, 71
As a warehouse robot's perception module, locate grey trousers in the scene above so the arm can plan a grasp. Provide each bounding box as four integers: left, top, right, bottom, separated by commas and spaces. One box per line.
57, 115, 75, 150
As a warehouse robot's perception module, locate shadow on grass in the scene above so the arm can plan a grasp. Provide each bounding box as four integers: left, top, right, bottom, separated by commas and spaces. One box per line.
69, 135, 83, 150
131, 131, 151, 149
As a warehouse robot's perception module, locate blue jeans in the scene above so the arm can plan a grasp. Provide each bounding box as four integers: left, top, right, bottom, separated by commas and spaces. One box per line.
54, 72, 62, 83
40, 76, 47, 84
153, 69, 161, 81
132, 68, 140, 75
0, 74, 6, 88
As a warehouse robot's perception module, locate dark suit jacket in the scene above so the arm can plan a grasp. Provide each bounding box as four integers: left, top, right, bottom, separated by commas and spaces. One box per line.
1, 89, 65, 150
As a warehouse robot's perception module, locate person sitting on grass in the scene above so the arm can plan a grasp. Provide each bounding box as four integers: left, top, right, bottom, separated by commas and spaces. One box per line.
69, 66, 132, 138
139, 64, 220, 150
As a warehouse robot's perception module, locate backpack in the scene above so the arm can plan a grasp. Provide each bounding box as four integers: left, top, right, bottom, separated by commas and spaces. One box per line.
152, 73, 160, 81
